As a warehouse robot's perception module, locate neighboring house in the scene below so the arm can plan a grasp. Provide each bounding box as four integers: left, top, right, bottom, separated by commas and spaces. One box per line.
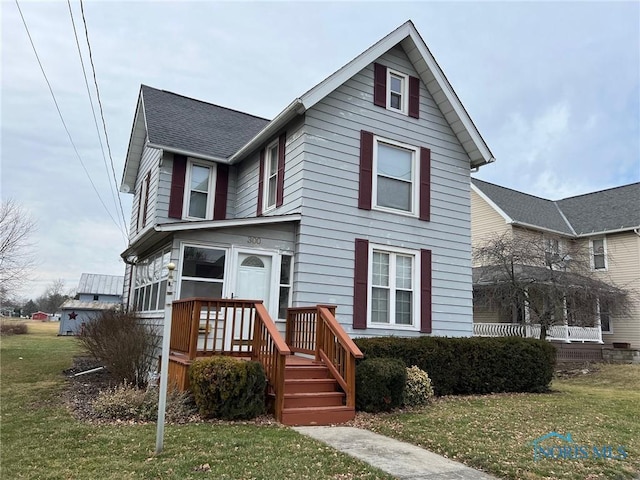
31, 311, 50, 321
59, 274, 124, 335
471, 178, 640, 353
119, 20, 494, 341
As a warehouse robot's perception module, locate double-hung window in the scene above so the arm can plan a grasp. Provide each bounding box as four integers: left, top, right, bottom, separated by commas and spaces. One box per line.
373, 137, 419, 215
179, 245, 226, 299
387, 69, 408, 114
264, 140, 279, 212
370, 246, 417, 328
590, 238, 607, 270
184, 161, 215, 219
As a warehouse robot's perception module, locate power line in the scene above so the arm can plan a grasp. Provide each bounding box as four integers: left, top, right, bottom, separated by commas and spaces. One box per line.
67, 0, 126, 239
14, 0, 127, 240
79, 0, 129, 234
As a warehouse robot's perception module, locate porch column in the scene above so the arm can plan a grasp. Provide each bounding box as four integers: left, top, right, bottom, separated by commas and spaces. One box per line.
562, 296, 570, 343
524, 289, 531, 338
595, 297, 604, 344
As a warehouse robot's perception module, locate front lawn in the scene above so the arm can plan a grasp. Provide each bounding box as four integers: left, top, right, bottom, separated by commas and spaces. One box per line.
355, 363, 640, 479
0, 321, 392, 480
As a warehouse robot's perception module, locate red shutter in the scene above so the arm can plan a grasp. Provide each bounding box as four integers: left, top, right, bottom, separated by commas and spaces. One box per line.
213, 163, 229, 220
256, 149, 265, 216
373, 63, 387, 108
135, 181, 143, 231
359, 131, 374, 210
276, 133, 286, 207
409, 76, 420, 119
419, 147, 431, 221
168, 154, 187, 219
141, 171, 151, 227
353, 238, 369, 329
420, 249, 432, 333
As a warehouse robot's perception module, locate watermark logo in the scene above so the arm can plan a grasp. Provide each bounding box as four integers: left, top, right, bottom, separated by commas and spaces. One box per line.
530, 432, 628, 461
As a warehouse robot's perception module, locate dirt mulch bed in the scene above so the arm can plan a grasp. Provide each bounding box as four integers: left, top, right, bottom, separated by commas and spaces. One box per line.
62, 355, 279, 426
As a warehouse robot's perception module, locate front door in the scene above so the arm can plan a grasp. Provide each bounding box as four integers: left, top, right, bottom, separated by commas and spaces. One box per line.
226, 252, 273, 351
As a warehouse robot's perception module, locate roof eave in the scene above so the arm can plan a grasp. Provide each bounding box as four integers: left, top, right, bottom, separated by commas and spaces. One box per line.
155, 213, 302, 233
575, 225, 640, 237
228, 100, 305, 164
145, 142, 228, 164
120, 90, 146, 193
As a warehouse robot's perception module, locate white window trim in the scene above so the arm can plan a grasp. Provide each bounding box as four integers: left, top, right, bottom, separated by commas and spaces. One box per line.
133, 246, 171, 312
137, 173, 148, 230
386, 68, 409, 115
262, 139, 279, 213
177, 242, 229, 299
372, 135, 420, 217
277, 252, 294, 321
182, 159, 217, 220
366, 243, 420, 331
589, 237, 608, 271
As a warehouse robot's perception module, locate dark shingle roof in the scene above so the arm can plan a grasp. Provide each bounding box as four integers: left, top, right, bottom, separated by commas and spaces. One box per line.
471, 178, 574, 235
472, 178, 640, 236
141, 85, 270, 159
556, 183, 640, 235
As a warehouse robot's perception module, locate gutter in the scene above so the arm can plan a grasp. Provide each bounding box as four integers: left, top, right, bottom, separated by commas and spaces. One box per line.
228, 99, 305, 164
155, 214, 302, 233
145, 142, 228, 163
575, 225, 640, 238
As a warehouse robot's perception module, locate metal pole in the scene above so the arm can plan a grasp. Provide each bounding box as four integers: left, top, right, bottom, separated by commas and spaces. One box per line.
155, 262, 176, 455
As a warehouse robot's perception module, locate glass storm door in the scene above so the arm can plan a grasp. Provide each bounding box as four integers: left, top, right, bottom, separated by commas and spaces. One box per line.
226, 253, 272, 351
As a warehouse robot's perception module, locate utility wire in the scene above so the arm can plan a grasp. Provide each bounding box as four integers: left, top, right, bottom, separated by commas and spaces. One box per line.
14, 0, 126, 239
67, 0, 126, 240
79, 0, 129, 234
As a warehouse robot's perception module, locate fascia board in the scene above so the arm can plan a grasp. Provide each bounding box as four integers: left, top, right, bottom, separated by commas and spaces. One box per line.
471, 182, 512, 223
155, 213, 302, 233
145, 142, 227, 164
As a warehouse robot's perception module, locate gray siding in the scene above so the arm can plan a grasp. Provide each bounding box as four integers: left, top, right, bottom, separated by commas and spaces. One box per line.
234, 116, 306, 219
129, 143, 162, 242
295, 45, 473, 338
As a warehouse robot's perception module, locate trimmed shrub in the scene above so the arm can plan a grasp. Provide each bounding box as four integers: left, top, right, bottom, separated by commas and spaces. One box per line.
189, 356, 266, 420
0, 320, 28, 335
354, 336, 556, 396
78, 310, 159, 387
92, 382, 196, 422
355, 357, 406, 413
404, 366, 434, 407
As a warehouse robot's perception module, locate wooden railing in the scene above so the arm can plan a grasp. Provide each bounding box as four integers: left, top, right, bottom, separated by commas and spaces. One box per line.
169, 298, 291, 420
252, 303, 291, 421
286, 305, 363, 407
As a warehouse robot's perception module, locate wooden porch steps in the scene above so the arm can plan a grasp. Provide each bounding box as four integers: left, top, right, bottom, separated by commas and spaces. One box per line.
275, 356, 356, 426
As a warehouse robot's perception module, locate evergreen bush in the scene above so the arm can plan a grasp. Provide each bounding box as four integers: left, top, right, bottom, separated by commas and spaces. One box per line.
189, 356, 266, 420
404, 365, 434, 407
354, 336, 555, 396
355, 357, 406, 413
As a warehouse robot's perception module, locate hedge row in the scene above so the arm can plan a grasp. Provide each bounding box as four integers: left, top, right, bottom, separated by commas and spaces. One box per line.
354, 336, 556, 396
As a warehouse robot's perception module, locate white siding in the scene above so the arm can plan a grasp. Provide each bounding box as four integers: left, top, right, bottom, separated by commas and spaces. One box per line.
296, 45, 474, 338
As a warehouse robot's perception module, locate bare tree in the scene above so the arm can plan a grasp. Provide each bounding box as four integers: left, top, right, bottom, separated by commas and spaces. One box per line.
0, 200, 37, 302
37, 279, 70, 314
473, 232, 629, 340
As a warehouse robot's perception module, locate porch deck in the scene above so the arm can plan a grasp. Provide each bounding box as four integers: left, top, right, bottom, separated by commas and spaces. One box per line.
165, 298, 363, 426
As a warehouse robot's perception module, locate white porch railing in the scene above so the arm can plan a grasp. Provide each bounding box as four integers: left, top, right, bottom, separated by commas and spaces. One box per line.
473, 323, 603, 344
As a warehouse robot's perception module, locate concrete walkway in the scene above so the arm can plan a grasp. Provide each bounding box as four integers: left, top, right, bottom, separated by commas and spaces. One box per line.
293, 426, 498, 480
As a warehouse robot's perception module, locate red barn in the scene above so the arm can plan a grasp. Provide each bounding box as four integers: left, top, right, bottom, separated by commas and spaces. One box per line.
31, 311, 49, 321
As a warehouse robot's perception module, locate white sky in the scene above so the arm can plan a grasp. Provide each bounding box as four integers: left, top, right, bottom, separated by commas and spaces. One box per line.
2, 1, 639, 300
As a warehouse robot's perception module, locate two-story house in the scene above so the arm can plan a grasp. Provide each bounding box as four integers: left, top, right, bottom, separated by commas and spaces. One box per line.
120, 21, 494, 344
471, 178, 640, 358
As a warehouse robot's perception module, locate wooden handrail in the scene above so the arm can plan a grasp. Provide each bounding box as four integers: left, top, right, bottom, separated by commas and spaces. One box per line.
317, 306, 364, 359
254, 303, 292, 356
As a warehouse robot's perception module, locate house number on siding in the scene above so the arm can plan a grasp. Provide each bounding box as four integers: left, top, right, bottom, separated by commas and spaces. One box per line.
247, 236, 262, 245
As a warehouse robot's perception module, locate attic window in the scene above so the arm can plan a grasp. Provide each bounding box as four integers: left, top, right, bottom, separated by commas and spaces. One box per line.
387, 70, 408, 114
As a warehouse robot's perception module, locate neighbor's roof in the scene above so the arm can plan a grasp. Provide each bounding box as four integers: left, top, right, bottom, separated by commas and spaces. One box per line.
471, 178, 574, 235
557, 183, 640, 235
472, 179, 640, 236
60, 299, 120, 311
122, 20, 494, 192
77, 274, 124, 296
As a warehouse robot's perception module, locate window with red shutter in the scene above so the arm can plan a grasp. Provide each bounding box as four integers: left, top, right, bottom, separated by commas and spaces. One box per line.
353, 238, 369, 329
213, 164, 229, 220
168, 155, 187, 219
420, 249, 432, 333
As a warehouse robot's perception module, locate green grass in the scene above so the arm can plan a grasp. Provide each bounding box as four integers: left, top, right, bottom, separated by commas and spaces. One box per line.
1, 322, 393, 480
356, 364, 640, 479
